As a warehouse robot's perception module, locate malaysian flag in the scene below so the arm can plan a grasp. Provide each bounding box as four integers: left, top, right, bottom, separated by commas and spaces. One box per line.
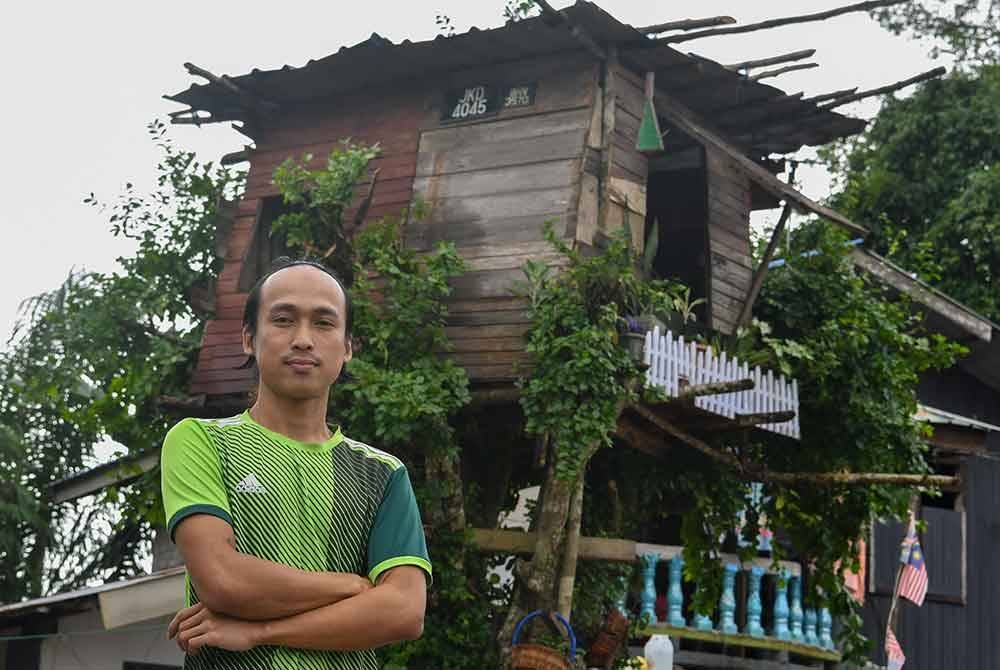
886, 627, 906, 670
898, 517, 929, 606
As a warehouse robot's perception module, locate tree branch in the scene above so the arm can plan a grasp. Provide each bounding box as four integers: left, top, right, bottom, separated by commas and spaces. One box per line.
632, 405, 960, 490
638, 16, 736, 34
658, 0, 909, 43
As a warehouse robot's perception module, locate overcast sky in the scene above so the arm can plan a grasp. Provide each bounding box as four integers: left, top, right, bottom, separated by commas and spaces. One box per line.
0, 1, 945, 345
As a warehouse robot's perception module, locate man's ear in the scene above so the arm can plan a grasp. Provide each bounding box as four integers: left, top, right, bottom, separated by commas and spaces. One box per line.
242, 327, 254, 357
344, 336, 353, 363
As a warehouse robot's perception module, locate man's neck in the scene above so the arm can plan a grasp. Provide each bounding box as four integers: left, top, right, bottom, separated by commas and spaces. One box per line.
249, 386, 332, 443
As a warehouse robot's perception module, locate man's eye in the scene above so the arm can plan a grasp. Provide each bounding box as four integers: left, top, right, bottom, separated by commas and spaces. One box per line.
272, 316, 293, 325
316, 320, 336, 328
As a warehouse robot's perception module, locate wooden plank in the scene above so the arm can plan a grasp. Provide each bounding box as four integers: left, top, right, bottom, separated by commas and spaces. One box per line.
445, 351, 531, 366
197, 354, 252, 372
452, 240, 555, 261
449, 337, 525, 353
465, 364, 521, 381
412, 159, 578, 200
190, 367, 257, 384
448, 297, 530, 313
446, 310, 532, 327
653, 94, 868, 236
415, 129, 586, 177
189, 378, 254, 395
462, 251, 567, 273
404, 213, 566, 250
470, 528, 636, 562
420, 187, 576, 226
449, 268, 527, 300
417, 109, 591, 154
445, 324, 531, 339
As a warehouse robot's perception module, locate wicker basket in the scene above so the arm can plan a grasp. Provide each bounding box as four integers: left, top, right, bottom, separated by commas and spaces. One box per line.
510, 610, 577, 670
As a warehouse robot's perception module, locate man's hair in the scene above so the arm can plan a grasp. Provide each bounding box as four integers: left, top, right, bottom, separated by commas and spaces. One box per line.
240, 258, 353, 368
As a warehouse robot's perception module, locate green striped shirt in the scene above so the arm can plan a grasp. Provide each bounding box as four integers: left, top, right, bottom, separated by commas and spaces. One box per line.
161, 412, 431, 669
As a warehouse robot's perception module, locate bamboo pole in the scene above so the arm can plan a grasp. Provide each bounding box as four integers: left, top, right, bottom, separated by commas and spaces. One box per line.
657, 0, 909, 44
817, 67, 947, 109
632, 406, 962, 489
726, 49, 816, 71
639, 16, 736, 34
750, 63, 820, 81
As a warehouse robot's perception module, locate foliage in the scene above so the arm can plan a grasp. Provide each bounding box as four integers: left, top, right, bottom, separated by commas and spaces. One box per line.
873, 0, 1000, 65
747, 225, 963, 656
271, 141, 380, 280
0, 120, 243, 598
822, 66, 1000, 321
517, 224, 677, 480
0, 425, 45, 602
503, 0, 539, 22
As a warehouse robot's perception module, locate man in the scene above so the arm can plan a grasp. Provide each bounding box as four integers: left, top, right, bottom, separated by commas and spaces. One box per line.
161, 259, 430, 669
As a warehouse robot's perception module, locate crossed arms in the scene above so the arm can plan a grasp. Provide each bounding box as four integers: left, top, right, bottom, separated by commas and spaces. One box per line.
167, 515, 426, 656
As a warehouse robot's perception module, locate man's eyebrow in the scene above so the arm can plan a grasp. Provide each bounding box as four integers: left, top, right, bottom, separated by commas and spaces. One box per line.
267, 303, 340, 317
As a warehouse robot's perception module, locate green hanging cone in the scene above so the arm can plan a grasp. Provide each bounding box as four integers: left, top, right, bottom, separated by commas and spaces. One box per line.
636, 99, 664, 154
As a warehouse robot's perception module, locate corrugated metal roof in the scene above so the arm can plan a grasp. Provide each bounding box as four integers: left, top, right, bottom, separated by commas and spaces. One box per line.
166, 0, 864, 155
916, 405, 1000, 433
0, 567, 185, 621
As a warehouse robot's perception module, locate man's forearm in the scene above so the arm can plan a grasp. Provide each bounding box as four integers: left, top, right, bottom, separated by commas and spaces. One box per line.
253, 578, 423, 651
201, 551, 368, 621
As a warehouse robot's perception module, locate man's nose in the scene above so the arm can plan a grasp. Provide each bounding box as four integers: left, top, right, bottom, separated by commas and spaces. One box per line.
291, 324, 314, 350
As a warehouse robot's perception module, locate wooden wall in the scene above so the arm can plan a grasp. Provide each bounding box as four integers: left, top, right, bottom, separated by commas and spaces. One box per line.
408, 53, 598, 382
190, 52, 599, 395
190, 82, 433, 395
704, 147, 752, 335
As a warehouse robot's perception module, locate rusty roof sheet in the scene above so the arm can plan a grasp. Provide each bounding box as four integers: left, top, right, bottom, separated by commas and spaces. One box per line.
166, 1, 865, 155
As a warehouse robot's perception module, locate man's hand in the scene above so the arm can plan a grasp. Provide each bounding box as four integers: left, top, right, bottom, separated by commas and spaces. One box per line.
168, 603, 260, 656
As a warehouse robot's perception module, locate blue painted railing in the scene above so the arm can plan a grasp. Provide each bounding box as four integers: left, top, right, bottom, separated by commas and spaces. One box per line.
635, 548, 835, 651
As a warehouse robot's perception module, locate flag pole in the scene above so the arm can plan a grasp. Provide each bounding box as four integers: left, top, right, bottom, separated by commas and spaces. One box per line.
884, 498, 919, 666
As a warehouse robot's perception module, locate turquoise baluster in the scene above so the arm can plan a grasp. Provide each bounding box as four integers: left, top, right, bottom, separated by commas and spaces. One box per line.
771, 571, 791, 640
615, 573, 629, 615
667, 555, 687, 627
803, 608, 818, 646
744, 566, 764, 637
819, 608, 834, 649
789, 575, 804, 642
640, 553, 659, 625
719, 564, 738, 634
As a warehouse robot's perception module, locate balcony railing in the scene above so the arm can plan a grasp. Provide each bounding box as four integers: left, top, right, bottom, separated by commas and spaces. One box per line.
618, 542, 840, 667
643, 328, 800, 439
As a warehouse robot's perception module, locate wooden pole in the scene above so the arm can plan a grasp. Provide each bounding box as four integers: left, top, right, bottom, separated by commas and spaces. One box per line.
817, 67, 947, 109
182, 62, 279, 116
726, 49, 816, 71
531, 0, 606, 60
657, 0, 909, 43
638, 16, 736, 33
631, 406, 962, 489
750, 63, 820, 81
803, 87, 858, 104
735, 163, 799, 331
557, 476, 586, 619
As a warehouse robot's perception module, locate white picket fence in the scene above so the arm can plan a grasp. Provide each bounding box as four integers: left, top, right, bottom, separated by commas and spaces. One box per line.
643, 327, 800, 439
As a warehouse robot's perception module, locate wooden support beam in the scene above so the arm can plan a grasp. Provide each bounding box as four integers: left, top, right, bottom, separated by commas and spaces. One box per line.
750, 62, 820, 81
638, 16, 736, 34
817, 67, 947, 109
735, 410, 797, 426
726, 49, 816, 72
803, 86, 858, 104
615, 418, 671, 459
735, 163, 798, 331
657, 0, 909, 43
182, 62, 279, 117
674, 378, 755, 400
652, 92, 869, 236
471, 528, 637, 562
631, 405, 962, 490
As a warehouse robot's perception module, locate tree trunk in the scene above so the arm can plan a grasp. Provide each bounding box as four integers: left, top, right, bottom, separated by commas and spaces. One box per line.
557, 476, 586, 619
498, 443, 598, 667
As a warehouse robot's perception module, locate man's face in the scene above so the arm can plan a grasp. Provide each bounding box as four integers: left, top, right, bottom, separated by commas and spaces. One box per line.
242, 265, 352, 401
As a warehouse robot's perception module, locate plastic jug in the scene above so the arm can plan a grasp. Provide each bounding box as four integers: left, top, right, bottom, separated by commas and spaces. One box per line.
644, 634, 674, 669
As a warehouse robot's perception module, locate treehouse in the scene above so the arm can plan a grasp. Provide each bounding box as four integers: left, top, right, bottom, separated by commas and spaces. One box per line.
160, 2, 957, 667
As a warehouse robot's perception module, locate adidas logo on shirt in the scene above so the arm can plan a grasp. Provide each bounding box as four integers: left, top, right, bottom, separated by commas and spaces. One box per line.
235, 473, 266, 494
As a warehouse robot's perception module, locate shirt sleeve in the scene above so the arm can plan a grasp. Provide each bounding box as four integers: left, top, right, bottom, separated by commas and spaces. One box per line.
161, 418, 233, 541
367, 466, 432, 585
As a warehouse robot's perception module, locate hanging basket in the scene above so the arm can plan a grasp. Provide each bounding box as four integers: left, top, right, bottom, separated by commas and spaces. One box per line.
510, 610, 577, 670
